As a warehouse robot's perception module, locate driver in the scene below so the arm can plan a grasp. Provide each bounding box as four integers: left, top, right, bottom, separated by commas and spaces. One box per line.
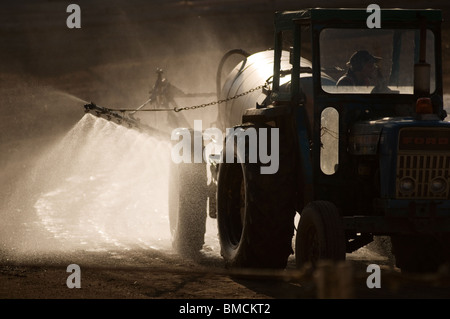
336, 50, 382, 87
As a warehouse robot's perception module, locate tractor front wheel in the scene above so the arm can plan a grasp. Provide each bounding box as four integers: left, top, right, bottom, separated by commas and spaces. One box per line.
295, 201, 346, 269
390, 234, 447, 273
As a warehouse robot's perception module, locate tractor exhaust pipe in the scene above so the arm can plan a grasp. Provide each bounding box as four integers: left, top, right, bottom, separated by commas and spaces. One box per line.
414, 17, 431, 97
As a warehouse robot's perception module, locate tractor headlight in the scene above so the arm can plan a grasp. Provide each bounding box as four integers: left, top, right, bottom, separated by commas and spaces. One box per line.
399, 177, 415, 195
430, 177, 447, 194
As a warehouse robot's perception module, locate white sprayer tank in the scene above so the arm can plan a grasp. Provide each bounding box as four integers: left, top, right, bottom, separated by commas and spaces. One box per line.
216, 50, 315, 130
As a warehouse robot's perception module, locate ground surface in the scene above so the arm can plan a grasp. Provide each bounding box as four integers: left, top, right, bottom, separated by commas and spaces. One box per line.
2, 0, 450, 305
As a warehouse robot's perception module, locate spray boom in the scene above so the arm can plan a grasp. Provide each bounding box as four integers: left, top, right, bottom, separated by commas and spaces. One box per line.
81, 68, 216, 133
83, 102, 140, 128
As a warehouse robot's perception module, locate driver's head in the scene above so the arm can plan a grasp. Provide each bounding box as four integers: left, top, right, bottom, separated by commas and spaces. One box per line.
347, 50, 381, 73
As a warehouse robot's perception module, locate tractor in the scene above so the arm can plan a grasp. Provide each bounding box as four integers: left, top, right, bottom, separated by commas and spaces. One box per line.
168, 8, 450, 273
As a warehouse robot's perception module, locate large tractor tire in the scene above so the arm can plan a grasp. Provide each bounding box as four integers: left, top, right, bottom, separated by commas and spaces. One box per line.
295, 201, 346, 269
216, 124, 296, 269
168, 160, 207, 258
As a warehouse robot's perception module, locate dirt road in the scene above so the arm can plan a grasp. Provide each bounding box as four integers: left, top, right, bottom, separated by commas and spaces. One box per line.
2, 240, 450, 300
2, 1, 450, 304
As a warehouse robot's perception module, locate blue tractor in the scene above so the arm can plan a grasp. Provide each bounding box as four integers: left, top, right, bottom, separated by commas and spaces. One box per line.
168, 8, 450, 273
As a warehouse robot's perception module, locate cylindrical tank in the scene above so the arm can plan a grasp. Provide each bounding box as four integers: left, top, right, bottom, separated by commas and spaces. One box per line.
216, 50, 315, 130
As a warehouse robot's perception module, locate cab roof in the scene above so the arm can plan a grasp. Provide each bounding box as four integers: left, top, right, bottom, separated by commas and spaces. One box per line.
274, 8, 442, 30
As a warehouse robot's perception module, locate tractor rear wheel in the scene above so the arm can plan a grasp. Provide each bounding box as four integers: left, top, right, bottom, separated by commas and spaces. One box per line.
295, 201, 346, 269
168, 161, 207, 257
217, 124, 296, 268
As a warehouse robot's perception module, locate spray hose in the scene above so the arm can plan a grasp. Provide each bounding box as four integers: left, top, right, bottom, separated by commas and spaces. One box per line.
216, 49, 250, 99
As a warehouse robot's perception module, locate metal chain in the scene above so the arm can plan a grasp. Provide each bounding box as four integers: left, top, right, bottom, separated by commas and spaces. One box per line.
115, 83, 268, 113
173, 84, 265, 112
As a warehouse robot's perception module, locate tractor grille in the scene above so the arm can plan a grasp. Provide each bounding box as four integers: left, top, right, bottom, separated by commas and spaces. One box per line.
396, 154, 450, 199
396, 128, 450, 199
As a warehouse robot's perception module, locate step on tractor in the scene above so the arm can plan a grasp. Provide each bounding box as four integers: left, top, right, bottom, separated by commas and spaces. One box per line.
86, 8, 450, 273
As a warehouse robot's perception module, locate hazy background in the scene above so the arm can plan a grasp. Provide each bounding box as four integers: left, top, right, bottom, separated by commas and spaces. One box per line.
1, 0, 450, 257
